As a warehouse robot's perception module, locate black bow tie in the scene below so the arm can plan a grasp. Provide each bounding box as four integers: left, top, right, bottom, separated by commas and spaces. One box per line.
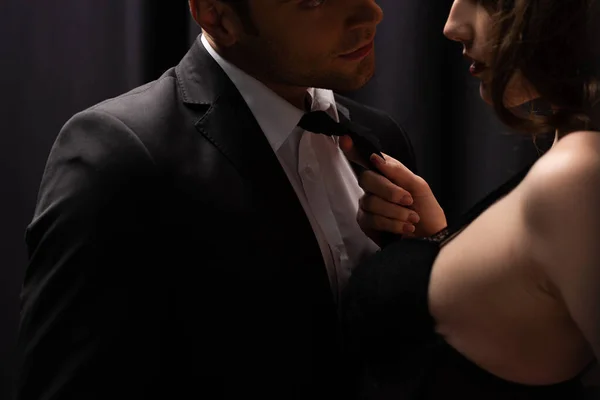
297, 110, 383, 169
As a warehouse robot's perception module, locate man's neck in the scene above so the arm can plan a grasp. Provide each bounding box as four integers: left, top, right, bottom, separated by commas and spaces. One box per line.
261, 81, 311, 111
207, 36, 310, 111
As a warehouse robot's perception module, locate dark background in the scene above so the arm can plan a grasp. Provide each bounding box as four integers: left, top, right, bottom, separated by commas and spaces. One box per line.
0, 1, 562, 398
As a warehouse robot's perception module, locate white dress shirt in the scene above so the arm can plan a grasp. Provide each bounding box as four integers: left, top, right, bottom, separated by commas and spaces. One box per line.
201, 35, 379, 300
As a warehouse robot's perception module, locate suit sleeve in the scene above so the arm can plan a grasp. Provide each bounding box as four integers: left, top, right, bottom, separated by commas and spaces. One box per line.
16, 110, 165, 399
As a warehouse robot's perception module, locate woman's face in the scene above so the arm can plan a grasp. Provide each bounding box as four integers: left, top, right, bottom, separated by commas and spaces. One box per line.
443, 0, 538, 107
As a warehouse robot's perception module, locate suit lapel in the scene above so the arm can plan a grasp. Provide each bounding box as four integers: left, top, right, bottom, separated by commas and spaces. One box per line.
174, 37, 333, 300
334, 100, 368, 178
336, 101, 351, 122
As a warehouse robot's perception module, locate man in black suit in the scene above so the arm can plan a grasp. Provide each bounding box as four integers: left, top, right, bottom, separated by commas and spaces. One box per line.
16, 1, 422, 398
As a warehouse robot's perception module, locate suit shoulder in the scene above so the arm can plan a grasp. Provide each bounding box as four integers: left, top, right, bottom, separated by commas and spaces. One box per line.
85, 68, 181, 128
57, 68, 192, 163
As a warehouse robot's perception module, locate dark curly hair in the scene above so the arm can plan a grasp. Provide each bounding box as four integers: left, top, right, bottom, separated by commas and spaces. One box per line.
482, 0, 599, 134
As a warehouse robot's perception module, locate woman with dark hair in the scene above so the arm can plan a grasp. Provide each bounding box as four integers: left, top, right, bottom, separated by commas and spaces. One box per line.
341, 0, 600, 398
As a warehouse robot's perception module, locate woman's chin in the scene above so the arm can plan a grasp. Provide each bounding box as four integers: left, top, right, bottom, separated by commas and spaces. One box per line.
479, 82, 493, 105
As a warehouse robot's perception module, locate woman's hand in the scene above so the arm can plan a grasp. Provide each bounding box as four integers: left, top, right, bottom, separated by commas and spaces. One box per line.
340, 136, 447, 244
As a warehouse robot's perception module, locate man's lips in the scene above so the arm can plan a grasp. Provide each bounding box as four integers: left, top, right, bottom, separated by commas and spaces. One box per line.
339, 41, 375, 60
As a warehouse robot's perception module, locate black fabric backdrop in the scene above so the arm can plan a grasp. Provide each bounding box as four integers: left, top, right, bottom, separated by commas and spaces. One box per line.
0, 1, 558, 397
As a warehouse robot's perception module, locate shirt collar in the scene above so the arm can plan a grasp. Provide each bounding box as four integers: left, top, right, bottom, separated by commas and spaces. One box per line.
201, 34, 339, 151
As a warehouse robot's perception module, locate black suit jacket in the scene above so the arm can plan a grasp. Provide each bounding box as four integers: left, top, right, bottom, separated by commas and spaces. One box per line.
16, 37, 417, 400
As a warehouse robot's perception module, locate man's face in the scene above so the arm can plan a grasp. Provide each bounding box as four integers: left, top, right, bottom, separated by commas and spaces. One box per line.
232, 0, 383, 92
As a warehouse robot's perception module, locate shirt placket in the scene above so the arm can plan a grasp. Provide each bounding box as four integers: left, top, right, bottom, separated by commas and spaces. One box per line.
298, 132, 348, 300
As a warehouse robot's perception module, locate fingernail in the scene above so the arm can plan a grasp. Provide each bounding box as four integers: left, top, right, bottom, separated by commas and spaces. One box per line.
370, 154, 386, 165
402, 195, 414, 205
403, 224, 416, 234
408, 213, 420, 224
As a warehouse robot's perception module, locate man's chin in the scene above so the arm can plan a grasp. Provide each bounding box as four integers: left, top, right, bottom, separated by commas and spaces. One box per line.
321, 55, 374, 91
330, 68, 375, 92
339, 73, 374, 91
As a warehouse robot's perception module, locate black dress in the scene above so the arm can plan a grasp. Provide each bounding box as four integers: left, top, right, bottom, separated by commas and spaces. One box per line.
341, 164, 590, 399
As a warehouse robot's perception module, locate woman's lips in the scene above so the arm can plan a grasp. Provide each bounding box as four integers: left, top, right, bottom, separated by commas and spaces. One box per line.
469, 60, 488, 76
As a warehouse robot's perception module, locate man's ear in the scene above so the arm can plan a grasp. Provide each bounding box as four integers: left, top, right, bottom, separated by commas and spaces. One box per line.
188, 0, 243, 47
188, 0, 199, 20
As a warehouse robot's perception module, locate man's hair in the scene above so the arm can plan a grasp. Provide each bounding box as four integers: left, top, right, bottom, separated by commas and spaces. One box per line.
483, 0, 599, 133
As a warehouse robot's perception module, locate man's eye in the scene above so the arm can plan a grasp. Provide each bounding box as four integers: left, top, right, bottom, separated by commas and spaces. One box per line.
301, 0, 326, 8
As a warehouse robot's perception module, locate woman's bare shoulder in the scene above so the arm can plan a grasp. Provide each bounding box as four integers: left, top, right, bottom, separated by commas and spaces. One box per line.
523, 130, 600, 200
517, 130, 600, 358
